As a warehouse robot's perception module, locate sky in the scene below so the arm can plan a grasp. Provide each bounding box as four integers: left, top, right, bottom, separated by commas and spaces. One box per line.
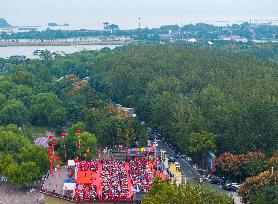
1, 0, 277, 29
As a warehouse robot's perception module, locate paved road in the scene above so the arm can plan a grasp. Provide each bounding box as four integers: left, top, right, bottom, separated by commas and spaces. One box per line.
152, 139, 243, 204
154, 140, 201, 179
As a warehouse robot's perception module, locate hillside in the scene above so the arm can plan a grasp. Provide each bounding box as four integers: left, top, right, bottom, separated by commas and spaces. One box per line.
90, 44, 278, 155
0, 18, 10, 27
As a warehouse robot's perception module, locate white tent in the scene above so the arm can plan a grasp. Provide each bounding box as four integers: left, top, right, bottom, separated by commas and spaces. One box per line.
63, 182, 76, 191
63, 182, 76, 196
68, 160, 75, 167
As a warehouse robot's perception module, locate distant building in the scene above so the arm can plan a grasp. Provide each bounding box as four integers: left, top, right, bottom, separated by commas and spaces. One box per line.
187, 38, 197, 43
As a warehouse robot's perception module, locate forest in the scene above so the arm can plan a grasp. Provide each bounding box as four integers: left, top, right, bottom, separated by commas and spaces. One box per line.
90, 44, 278, 155
0, 43, 277, 202
0, 50, 146, 184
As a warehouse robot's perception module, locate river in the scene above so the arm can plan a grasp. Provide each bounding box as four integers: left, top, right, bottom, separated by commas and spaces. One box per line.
0, 44, 121, 59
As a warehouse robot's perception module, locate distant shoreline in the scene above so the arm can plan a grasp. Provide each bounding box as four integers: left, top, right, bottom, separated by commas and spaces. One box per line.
0, 40, 131, 47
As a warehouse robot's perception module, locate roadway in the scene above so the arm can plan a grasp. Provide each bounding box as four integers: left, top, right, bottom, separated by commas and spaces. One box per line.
154, 139, 201, 179
152, 138, 242, 204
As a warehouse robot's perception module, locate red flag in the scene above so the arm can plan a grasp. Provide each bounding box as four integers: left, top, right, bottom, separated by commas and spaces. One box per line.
98, 148, 101, 157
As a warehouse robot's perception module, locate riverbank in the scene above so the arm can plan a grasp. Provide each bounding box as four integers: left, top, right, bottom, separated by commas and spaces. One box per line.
0, 40, 130, 47
0, 183, 44, 204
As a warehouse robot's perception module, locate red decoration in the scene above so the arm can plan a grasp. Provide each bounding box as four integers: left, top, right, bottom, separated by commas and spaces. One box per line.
48, 135, 54, 140
76, 130, 81, 135
74, 158, 79, 163
47, 146, 53, 151
49, 157, 54, 164
51, 141, 57, 146
98, 148, 101, 157
61, 132, 66, 137
48, 152, 53, 157
127, 151, 131, 154
55, 157, 61, 161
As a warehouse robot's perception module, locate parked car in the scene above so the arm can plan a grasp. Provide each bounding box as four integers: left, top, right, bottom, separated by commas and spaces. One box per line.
185, 157, 193, 165
223, 183, 239, 192
210, 176, 225, 185
168, 156, 176, 162
197, 168, 207, 176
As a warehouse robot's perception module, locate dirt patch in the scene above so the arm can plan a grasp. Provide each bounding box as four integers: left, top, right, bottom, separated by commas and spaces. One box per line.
0, 183, 44, 204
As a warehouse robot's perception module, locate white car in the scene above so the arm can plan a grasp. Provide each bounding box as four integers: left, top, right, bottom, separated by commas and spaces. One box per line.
174, 162, 181, 170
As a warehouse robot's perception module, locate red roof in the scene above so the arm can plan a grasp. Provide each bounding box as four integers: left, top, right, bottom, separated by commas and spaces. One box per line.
76, 170, 93, 185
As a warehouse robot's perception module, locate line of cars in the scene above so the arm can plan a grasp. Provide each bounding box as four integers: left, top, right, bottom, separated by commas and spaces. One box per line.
199, 173, 240, 192
148, 128, 240, 192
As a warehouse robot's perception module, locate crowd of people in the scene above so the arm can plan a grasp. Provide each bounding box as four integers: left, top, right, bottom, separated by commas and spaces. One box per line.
129, 158, 154, 193
101, 159, 131, 200
74, 184, 98, 201
72, 158, 157, 201
78, 160, 99, 171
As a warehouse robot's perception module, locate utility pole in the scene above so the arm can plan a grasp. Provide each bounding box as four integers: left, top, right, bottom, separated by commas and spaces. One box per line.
138, 17, 141, 29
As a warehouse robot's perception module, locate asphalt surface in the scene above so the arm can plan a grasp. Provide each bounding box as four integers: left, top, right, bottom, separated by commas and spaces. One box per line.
154, 139, 201, 179
152, 138, 242, 204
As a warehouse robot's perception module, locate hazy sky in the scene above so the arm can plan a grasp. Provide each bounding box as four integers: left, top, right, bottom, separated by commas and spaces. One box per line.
1, 0, 277, 29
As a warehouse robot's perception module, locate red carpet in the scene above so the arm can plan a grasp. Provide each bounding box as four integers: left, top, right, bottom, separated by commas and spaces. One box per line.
91, 162, 103, 198
125, 162, 133, 198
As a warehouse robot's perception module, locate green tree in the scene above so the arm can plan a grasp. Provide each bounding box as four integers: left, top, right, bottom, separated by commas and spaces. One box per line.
0, 130, 30, 155
0, 93, 6, 108
143, 178, 233, 204
250, 185, 278, 204
19, 144, 49, 173
48, 108, 66, 129
78, 132, 97, 160
188, 131, 216, 168
18, 162, 41, 184
0, 99, 29, 126
30, 93, 63, 125
0, 152, 14, 175
10, 85, 34, 107
5, 162, 21, 184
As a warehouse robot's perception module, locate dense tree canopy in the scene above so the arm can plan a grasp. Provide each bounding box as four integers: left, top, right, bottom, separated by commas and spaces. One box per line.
90, 44, 278, 157
143, 178, 233, 204
0, 43, 277, 192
